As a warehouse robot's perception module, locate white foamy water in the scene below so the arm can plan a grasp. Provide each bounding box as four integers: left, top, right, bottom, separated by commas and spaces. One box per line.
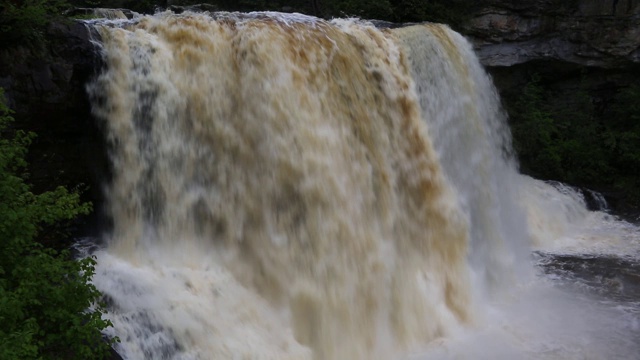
523, 176, 640, 257
85, 11, 640, 360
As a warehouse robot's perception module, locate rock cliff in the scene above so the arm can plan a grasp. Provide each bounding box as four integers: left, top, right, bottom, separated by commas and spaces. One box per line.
464, 0, 640, 68
1, 1, 639, 221
0, 21, 109, 237
462, 0, 640, 218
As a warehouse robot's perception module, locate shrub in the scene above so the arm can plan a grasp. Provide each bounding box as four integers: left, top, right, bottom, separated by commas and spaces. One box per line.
509, 74, 640, 209
0, 88, 116, 359
0, 0, 70, 48
509, 76, 563, 179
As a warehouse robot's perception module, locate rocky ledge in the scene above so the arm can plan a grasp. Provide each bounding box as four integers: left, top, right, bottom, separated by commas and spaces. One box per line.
464, 0, 640, 68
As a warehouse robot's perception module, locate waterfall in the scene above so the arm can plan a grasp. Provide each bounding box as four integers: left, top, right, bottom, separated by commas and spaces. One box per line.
85, 11, 640, 360
393, 24, 531, 294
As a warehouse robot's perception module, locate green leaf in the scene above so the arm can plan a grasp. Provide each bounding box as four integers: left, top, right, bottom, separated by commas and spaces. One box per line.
0, 87, 114, 359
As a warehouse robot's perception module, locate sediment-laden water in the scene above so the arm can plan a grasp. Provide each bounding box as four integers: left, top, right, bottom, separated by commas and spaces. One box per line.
84, 11, 640, 359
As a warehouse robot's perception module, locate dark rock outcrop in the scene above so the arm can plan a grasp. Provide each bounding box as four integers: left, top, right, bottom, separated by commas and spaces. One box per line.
0, 20, 110, 237
464, 0, 640, 68
460, 1, 640, 218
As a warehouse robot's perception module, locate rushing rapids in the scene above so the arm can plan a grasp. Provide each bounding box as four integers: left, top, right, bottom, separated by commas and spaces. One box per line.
85, 11, 640, 360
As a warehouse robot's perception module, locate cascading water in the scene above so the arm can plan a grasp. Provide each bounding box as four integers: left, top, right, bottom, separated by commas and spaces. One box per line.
84, 11, 640, 360
393, 25, 531, 295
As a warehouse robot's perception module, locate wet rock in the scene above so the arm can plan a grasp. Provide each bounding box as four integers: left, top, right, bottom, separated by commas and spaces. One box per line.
536, 252, 640, 302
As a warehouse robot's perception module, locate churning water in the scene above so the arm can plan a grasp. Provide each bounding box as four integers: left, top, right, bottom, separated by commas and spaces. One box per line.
84, 11, 640, 359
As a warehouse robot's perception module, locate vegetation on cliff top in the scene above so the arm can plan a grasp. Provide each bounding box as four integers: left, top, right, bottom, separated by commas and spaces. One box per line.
0, 0, 70, 47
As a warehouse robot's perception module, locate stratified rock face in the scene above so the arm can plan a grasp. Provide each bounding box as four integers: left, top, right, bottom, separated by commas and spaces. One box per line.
465, 0, 640, 68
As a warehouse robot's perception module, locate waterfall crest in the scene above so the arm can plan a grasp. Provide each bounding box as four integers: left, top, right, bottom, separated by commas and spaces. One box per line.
88, 12, 476, 359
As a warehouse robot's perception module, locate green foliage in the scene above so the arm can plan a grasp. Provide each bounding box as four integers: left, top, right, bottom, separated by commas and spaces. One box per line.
510, 76, 563, 179
0, 89, 116, 359
0, 0, 70, 48
553, 80, 614, 185
608, 84, 640, 202
510, 75, 607, 183
510, 75, 640, 207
